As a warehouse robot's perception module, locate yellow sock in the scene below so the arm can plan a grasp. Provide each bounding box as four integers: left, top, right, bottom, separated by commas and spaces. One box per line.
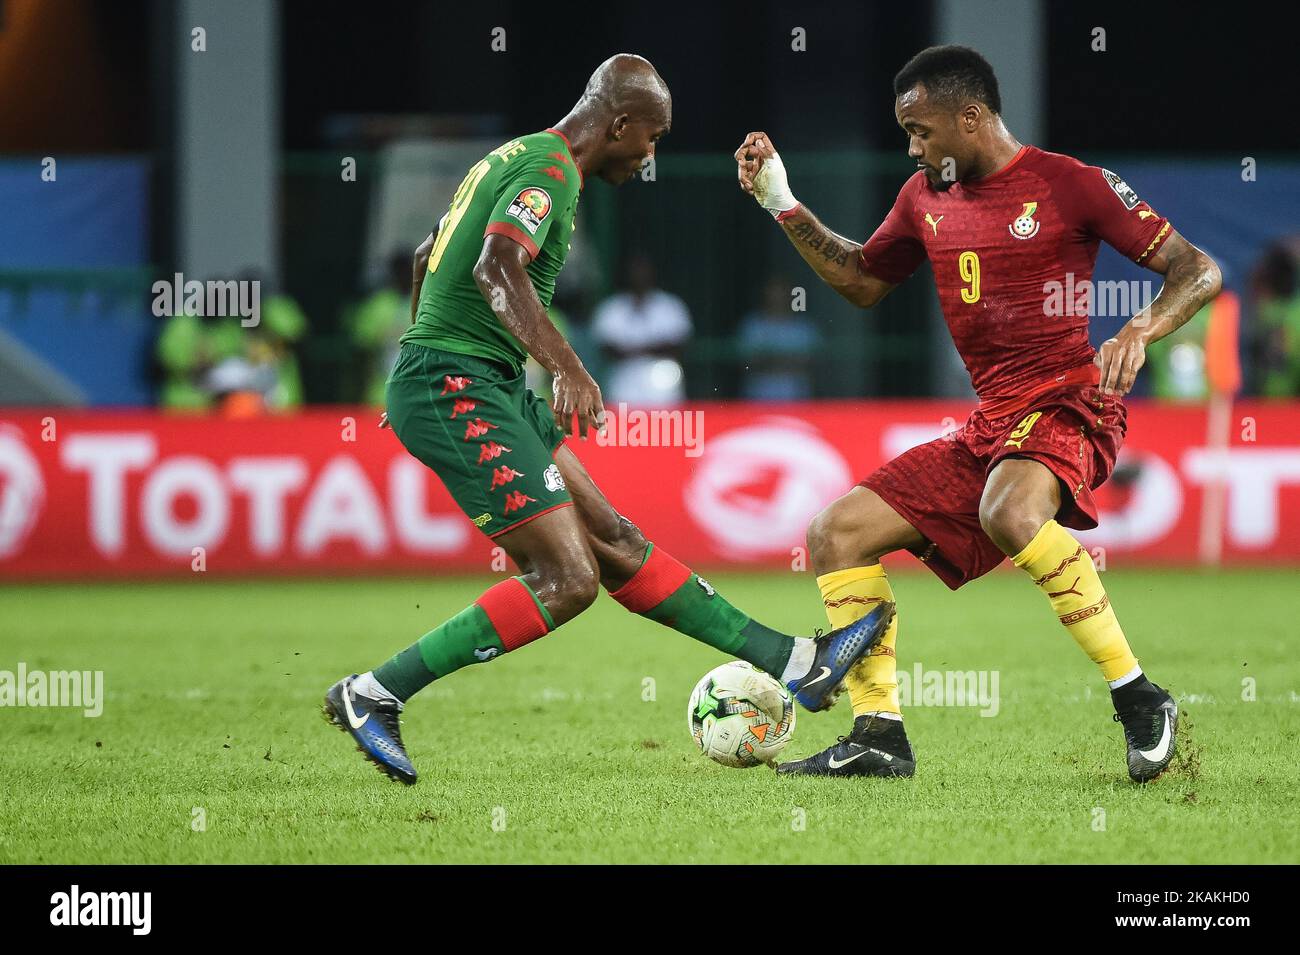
1011, 520, 1138, 681
817, 565, 899, 716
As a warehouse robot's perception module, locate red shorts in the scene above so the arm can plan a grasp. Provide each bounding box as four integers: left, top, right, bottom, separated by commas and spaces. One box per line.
862, 381, 1126, 590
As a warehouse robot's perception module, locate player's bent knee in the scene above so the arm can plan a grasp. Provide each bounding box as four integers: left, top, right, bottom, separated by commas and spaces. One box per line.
807, 500, 869, 567
552, 562, 601, 618
978, 496, 1039, 555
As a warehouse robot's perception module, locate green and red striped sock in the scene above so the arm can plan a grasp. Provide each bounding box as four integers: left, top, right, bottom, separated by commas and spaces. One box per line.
609, 544, 794, 676
373, 576, 553, 701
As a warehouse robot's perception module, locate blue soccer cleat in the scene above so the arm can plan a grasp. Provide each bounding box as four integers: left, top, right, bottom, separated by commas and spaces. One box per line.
322, 675, 417, 785
787, 601, 896, 712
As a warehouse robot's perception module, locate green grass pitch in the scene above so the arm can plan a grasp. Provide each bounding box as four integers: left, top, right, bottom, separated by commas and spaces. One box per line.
1, 567, 1296, 864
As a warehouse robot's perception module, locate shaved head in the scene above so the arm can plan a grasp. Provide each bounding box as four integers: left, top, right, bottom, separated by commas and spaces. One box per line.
554, 54, 672, 185
580, 53, 671, 122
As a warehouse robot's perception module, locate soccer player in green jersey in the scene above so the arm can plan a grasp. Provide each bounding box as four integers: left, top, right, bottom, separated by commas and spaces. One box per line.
324, 54, 894, 784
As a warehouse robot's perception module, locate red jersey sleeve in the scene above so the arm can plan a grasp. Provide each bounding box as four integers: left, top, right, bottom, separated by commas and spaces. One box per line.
1066, 163, 1173, 266
858, 176, 926, 284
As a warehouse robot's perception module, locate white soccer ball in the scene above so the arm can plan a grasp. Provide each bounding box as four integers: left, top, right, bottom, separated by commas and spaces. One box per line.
687, 661, 796, 767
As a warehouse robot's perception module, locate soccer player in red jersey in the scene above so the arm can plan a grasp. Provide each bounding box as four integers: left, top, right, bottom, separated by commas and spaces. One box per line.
736, 46, 1222, 782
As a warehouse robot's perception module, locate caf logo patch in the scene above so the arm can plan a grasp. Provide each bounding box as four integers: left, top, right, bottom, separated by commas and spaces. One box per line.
506, 187, 552, 235
1009, 201, 1040, 240
1101, 168, 1141, 210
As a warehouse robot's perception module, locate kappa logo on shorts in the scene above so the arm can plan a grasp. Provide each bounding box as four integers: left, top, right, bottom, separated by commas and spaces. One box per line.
503, 490, 537, 515
1004, 411, 1043, 450
489, 465, 524, 490
506, 187, 552, 235
463, 418, 499, 440
472, 512, 493, 527
477, 441, 512, 464
543, 463, 566, 493
449, 398, 477, 419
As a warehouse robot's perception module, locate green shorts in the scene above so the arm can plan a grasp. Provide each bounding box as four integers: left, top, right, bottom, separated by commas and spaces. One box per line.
385, 342, 571, 538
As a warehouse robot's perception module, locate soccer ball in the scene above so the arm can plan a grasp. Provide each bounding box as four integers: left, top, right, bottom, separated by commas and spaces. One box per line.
687, 661, 795, 767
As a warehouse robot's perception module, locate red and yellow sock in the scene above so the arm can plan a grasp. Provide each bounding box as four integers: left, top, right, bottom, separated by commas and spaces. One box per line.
1011, 520, 1138, 681
816, 565, 900, 717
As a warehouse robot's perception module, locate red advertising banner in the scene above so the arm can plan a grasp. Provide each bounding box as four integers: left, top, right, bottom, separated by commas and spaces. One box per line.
1, 402, 1298, 579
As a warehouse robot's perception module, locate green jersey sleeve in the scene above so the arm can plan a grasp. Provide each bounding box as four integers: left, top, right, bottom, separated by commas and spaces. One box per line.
483, 152, 579, 260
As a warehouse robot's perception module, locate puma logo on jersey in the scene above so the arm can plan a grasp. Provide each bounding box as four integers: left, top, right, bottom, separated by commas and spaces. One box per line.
1138, 209, 1159, 220
924, 212, 944, 235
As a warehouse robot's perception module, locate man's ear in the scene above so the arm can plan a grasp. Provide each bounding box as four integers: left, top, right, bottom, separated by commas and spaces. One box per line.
961, 103, 981, 132
610, 114, 629, 141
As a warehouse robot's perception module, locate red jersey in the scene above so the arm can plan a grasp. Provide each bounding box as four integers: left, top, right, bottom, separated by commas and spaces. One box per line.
858, 145, 1173, 410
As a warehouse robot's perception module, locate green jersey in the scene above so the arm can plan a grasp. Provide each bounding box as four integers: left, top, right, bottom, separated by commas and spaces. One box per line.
401, 129, 582, 372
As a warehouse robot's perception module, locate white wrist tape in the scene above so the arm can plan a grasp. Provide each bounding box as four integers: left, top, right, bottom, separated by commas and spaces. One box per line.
753, 149, 799, 219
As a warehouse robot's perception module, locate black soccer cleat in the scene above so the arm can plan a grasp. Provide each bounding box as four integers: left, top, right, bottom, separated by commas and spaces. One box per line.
776, 713, 916, 778
787, 601, 896, 712
1111, 678, 1178, 783
322, 675, 417, 785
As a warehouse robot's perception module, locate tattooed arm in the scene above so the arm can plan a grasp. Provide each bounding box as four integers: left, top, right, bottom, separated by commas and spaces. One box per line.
777, 206, 897, 309
735, 131, 897, 309
1094, 231, 1223, 395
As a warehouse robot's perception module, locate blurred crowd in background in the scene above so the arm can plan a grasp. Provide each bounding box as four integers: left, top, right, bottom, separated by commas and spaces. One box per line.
152, 235, 1300, 415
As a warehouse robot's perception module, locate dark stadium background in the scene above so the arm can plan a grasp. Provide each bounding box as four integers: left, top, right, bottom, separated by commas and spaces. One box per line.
5, 0, 1293, 403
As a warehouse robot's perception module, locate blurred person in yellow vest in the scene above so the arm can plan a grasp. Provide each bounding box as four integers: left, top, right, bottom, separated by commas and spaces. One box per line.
200, 272, 307, 415
155, 298, 243, 412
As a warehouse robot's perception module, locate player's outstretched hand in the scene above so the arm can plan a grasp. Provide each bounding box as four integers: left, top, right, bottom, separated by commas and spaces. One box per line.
1094, 327, 1148, 396
734, 132, 797, 217
552, 367, 606, 440
734, 131, 771, 194
734, 131, 778, 194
